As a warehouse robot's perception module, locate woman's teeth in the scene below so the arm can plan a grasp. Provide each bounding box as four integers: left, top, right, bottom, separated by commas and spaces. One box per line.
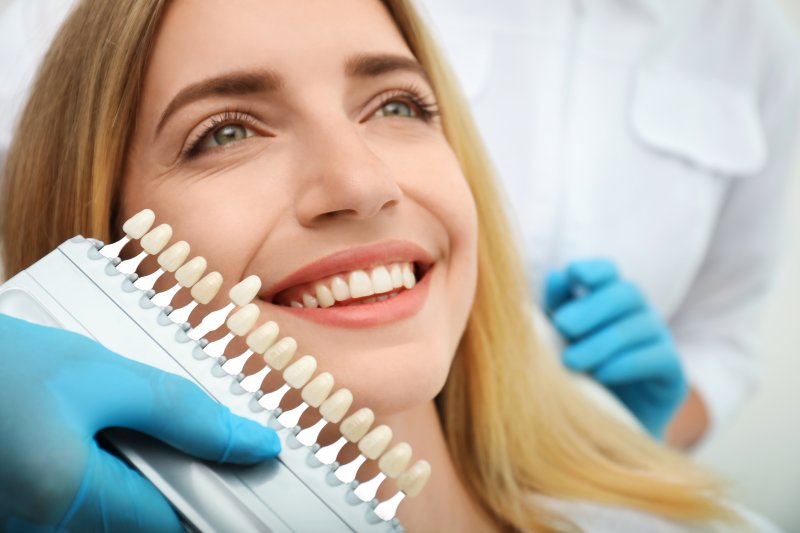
284, 262, 417, 309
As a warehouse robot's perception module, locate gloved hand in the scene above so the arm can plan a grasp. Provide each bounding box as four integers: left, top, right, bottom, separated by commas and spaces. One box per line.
544, 259, 688, 439
0, 313, 281, 532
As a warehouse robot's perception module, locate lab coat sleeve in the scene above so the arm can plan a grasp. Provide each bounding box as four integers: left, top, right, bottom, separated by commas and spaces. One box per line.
668, 10, 800, 433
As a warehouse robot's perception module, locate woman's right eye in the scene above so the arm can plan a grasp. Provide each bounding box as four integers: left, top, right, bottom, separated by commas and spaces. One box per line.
182, 112, 261, 160
208, 124, 252, 147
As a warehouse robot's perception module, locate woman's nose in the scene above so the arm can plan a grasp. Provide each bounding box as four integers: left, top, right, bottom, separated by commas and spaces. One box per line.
293, 124, 403, 227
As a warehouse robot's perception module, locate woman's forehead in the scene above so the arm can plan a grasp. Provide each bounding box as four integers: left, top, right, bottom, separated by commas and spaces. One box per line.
147, 0, 412, 89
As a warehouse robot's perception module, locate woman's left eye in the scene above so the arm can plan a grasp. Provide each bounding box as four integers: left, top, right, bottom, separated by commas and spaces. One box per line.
202, 123, 254, 149
373, 100, 418, 119
181, 112, 260, 160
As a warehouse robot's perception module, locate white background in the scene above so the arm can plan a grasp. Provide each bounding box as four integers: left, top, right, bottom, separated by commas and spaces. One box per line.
695, 3, 800, 530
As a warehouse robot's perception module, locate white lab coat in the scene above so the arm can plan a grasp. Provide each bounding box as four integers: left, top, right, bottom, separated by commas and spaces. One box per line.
419, 0, 800, 432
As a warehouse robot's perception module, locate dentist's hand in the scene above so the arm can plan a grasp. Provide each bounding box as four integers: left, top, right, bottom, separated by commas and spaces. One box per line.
0, 313, 281, 532
544, 259, 688, 439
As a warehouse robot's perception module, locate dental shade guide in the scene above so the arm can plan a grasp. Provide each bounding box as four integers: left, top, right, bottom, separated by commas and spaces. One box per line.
150, 256, 207, 307
116, 223, 172, 274
0, 208, 429, 530
99, 208, 155, 259
133, 240, 190, 291
187, 275, 261, 340
353, 442, 413, 502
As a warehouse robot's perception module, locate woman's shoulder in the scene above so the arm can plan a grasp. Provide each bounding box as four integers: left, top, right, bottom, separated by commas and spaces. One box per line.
531, 495, 783, 533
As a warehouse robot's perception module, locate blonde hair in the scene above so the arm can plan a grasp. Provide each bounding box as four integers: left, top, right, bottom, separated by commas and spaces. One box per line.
2, 1, 731, 531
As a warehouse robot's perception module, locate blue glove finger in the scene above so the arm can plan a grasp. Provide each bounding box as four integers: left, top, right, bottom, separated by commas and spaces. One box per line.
563, 311, 664, 372
593, 342, 683, 386
544, 270, 572, 313
552, 280, 646, 339
593, 343, 687, 438
55, 443, 183, 533
566, 258, 619, 290
36, 322, 282, 464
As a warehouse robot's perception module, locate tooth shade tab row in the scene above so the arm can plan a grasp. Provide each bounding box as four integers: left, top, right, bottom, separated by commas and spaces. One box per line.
105, 209, 434, 517
286, 262, 417, 308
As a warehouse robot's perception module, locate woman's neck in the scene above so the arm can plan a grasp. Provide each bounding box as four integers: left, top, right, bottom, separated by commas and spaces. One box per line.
375, 401, 499, 533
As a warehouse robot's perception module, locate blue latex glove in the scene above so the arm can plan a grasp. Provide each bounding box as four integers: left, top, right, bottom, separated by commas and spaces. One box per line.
544, 259, 688, 439
0, 313, 281, 532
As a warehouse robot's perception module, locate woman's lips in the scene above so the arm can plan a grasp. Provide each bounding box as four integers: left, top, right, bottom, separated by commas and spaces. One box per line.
258, 240, 435, 328
261, 240, 433, 302
265, 266, 432, 328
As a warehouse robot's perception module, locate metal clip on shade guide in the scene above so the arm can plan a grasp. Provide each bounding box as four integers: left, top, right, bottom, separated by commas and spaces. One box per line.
240, 336, 297, 393
188, 275, 261, 340
334, 424, 392, 484
151, 256, 207, 307
134, 240, 190, 291
168, 271, 222, 324
277, 372, 334, 428
203, 303, 261, 358
257, 355, 316, 411
373, 460, 431, 521
100, 209, 155, 259
222, 320, 279, 375
296, 388, 353, 447
315, 407, 374, 465
353, 442, 412, 502
116, 223, 173, 274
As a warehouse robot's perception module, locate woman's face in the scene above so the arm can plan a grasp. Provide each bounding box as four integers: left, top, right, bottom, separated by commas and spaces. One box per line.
122, 0, 477, 414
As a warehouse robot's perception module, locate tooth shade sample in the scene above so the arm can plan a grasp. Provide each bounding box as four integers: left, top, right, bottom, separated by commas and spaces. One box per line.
401, 263, 415, 289
190, 271, 223, 304
226, 303, 260, 336
339, 407, 375, 443
314, 283, 335, 307
229, 275, 261, 306
282, 355, 317, 389
246, 321, 279, 353
140, 224, 173, 255
263, 337, 298, 370
358, 425, 393, 460
379, 442, 412, 478
301, 293, 318, 308
301, 372, 334, 407
348, 270, 373, 298
174, 257, 207, 287
157, 241, 190, 272
319, 388, 353, 423
397, 460, 431, 497
330, 276, 350, 301
389, 263, 403, 288
122, 209, 156, 239
370, 266, 393, 293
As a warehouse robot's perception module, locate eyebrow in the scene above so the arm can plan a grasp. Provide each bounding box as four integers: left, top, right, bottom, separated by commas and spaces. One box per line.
155, 70, 283, 135
155, 53, 429, 136
344, 53, 429, 82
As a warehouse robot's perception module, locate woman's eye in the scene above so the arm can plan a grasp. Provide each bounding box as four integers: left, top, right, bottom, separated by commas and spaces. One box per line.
206, 123, 253, 147
373, 100, 418, 119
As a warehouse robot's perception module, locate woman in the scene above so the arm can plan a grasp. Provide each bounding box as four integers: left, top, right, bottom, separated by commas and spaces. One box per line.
0, 0, 747, 531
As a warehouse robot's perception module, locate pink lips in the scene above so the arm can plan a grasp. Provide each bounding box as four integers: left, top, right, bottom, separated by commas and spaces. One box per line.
260, 240, 434, 328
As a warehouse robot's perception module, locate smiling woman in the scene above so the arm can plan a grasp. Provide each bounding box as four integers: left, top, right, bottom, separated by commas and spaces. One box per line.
0, 0, 750, 531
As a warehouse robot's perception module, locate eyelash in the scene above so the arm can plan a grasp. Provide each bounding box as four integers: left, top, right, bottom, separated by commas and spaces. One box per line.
181, 109, 260, 160
371, 85, 441, 123
180, 86, 441, 161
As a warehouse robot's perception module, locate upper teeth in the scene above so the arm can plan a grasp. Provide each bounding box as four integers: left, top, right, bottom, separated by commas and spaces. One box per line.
286, 262, 416, 308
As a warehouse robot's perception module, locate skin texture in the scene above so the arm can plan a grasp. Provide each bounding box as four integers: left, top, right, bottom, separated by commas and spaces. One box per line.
121, 1, 492, 529
667, 388, 710, 449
